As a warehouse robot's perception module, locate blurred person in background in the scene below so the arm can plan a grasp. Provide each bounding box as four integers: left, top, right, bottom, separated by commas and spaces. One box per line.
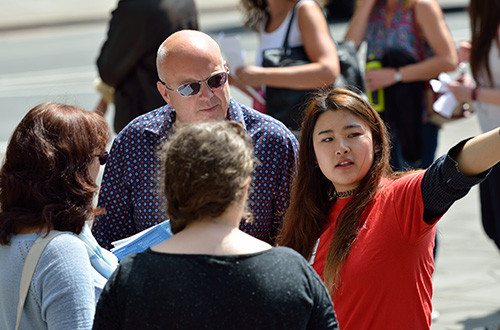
448, 0, 500, 252
95, 0, 199, 133
234, 0, 340, 131
344, 0, 458, 170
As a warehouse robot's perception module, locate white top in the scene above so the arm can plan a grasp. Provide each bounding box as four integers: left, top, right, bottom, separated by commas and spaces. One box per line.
475, 33, 500, 132
255, 0, 310, 66
0, 233, 96, 330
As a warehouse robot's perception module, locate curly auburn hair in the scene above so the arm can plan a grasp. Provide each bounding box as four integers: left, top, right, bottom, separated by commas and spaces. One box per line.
0, 102, 110, 245
162, 121, 255, 234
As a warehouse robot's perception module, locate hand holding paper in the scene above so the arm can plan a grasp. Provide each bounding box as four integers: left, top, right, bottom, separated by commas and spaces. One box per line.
218, 33, 266, 105
430, 72, 459, 119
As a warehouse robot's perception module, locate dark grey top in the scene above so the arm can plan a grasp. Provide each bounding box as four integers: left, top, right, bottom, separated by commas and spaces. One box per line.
93, 246, 338, 330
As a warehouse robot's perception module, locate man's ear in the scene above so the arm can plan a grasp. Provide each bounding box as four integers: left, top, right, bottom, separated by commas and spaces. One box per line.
157, 81, 170, 104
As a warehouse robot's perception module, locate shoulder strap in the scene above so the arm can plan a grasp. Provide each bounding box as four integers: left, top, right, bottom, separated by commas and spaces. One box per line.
496, 25, 500, 52
412, 5, 426, 61
15, 230, 64, 330
283, 1, 330, 48
282, 1, 300, 49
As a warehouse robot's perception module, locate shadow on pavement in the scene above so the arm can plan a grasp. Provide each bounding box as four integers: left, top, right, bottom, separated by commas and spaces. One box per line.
461, 309, 500, 330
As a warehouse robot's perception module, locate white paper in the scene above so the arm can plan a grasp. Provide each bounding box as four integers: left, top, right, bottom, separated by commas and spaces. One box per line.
218, 33, 245, 70
430, 72, 459, 118
111, 223, 159, 248
218, 33, 266, 105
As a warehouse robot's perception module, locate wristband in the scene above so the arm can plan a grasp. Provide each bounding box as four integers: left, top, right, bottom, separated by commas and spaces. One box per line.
471, 87, 479, 101
394, 68, 402, 83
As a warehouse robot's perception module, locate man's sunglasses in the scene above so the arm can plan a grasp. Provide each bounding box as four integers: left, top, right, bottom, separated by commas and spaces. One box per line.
96, 151, 109, 166
160, 70, 229, 97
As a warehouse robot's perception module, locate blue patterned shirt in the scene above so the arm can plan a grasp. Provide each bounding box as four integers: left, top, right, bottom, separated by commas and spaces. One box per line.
92, 99, 299, 249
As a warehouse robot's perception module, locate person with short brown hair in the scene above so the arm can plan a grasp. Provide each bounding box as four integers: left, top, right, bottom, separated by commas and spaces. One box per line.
93, 121, 338, 330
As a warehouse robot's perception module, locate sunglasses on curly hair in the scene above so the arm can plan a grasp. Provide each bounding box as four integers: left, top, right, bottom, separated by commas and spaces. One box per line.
160, 70, 229, 97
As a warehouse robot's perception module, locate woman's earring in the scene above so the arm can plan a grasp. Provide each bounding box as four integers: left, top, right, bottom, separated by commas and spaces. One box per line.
242, 211, 253, 224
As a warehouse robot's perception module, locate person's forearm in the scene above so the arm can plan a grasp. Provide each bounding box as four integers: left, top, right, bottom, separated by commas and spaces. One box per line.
397, 54, 457, 83
344, 0, 375, 47
228, 75, 255, 98
261, 62, 338, 89
455, 127, 500, 176
473, 87, 500, 106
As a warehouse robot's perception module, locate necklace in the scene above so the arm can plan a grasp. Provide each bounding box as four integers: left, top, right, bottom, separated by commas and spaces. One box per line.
335, 188, 357, 199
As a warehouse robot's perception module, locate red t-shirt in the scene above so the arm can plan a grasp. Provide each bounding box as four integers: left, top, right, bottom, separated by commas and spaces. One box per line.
311, 173, 437, 330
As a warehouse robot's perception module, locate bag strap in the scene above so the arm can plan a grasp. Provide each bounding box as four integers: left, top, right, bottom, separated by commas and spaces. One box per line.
15, 230, 64, 330
412, 6, 426, 62
496, 24, 500, 53
282, 1, 300, 49
283, 1, 333, 49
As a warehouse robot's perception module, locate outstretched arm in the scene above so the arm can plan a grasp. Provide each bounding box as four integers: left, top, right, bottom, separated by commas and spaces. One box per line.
454, 128, 500, 177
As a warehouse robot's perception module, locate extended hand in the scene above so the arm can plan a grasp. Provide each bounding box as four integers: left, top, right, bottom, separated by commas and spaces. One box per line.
235, 66, 264, 89
448, 81, 474, 103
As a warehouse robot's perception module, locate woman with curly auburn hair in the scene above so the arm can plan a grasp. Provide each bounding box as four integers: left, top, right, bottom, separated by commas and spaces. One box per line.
277, 87, 500, 329
0, 102, 110, 330
93, 121, 339, 330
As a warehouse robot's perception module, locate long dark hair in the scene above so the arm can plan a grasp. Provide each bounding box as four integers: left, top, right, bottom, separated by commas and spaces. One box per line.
469, 0, 500, 87
277, 88, 393, 291
0, 102, 110, 245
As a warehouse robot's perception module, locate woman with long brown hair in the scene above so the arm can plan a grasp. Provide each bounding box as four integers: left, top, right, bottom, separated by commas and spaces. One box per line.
277, 87, 500, 329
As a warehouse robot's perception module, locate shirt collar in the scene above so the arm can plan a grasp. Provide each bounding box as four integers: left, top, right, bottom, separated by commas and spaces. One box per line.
144, 98, 247, 136
226, 98, 248, 132
143, 105, 176, 137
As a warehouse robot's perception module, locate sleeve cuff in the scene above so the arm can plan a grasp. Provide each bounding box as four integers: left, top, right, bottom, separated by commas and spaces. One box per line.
442, 139, 490, 189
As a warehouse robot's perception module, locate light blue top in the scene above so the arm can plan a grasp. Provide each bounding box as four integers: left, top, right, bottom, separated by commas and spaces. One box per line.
0, 232, 96, 330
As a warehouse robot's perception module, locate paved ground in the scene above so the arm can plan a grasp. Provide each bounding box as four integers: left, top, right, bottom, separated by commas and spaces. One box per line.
2, 0, 500, 329
0, 0, 241, 32
0, 0, 469, 31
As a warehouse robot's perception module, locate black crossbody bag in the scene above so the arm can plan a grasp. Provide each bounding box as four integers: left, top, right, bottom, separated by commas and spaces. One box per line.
262, 1, 365, 131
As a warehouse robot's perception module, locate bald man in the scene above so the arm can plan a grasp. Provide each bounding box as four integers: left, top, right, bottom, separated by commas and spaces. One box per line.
92, 30, 299, 249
